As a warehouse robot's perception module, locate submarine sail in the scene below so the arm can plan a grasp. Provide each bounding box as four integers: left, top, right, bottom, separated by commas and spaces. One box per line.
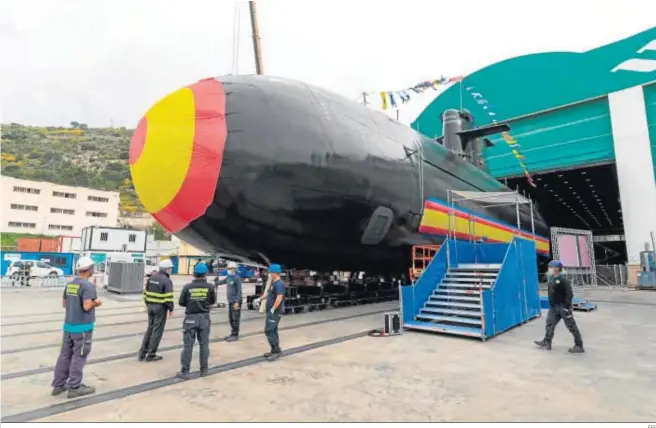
129, 75, 549, 274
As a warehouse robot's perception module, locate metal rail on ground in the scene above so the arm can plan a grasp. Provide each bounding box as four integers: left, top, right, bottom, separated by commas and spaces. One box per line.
1, 307, 391, 381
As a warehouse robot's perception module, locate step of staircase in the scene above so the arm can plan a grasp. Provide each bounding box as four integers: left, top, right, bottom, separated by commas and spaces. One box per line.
443, 276, 496, 283
446, 271, 498, 278
420, 307, 482, 318
434, 288, 481, 296
439, 282, 491, 289
454, 263, 502, 271
429, 295, 481, 303
415, 312, 482, 326
425, 300, 481, 309
403, 319, 483, 337
403, 320, 483, 338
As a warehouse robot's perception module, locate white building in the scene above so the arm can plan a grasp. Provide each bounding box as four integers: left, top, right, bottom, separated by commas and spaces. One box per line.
0, 176, 120, 236
80, 226, 147, 253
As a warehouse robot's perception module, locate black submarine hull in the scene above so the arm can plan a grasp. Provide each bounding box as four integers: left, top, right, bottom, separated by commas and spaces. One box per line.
129, 75, 549, 274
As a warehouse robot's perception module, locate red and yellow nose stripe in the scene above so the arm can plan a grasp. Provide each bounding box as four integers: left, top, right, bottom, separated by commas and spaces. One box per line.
129, 78, 227, 233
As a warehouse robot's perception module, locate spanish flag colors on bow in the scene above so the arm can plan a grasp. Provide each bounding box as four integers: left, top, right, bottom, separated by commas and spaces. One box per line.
129, 78, 227, 233
418, 199, 550, 255
466, 86, 536, 188
370, 75, 464, 110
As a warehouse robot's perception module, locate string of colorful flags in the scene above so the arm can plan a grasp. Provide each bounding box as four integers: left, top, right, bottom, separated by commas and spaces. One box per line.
465, 86, 537, 187
365, 75, 464, 110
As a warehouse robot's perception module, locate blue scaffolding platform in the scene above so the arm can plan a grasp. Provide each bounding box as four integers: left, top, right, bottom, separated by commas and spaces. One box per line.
401, 238, 541, 340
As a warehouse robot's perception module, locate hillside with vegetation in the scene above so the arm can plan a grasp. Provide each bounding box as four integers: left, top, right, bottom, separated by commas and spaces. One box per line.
1, 122, 143, 213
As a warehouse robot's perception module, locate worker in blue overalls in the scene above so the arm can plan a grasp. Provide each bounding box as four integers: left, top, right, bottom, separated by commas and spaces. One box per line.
255, 263, 285, 361
177, 262, 216, 379
535, 260, 585, 353
51, 256, 102, 398
224, 262, 243, 342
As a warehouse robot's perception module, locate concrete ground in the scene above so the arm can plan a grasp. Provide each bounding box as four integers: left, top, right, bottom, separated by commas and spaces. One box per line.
1, 277, 655, 422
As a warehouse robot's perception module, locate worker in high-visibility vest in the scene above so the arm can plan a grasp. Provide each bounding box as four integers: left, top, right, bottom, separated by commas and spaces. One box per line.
138, 259, 174, 362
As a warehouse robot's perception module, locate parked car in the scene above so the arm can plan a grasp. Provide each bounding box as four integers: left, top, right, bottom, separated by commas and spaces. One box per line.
7, 260, 64, 278
144, 259, 158, 276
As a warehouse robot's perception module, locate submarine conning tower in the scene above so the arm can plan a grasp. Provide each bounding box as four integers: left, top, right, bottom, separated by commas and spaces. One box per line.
440, 108, 470, 153
440, 109, 481, 166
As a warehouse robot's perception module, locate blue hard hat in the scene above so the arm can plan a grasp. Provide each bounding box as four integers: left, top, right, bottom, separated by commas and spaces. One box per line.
193, 263, 208, 275
268, 263, 282, 273
548, 260, 563, 268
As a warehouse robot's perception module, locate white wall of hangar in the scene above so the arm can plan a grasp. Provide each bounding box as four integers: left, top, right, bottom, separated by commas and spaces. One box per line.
608, 85, 656, 266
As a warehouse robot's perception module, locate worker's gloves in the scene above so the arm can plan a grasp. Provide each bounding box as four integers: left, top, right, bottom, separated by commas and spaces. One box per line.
252, 299, 261, 310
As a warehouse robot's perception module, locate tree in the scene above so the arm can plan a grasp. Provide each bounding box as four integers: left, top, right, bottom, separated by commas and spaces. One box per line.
80, 123, 88, 130
70, 121, 80, 128
150, 223, 172, 241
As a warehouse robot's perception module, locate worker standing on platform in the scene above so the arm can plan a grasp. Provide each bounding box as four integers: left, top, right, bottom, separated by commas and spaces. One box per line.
51, 256, 102, 398
177, 263, 216, 379
534, 260, 585, 353
225, 262, 242, 342
138, 259, 175, 362
255, 264, 285, 361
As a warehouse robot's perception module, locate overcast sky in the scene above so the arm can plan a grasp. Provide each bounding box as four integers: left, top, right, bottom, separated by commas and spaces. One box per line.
1, 0, 654, 128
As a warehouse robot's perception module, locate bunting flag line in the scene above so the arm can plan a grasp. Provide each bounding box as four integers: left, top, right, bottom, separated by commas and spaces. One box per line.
466, 86, 537, 188
365, 75, 464, 110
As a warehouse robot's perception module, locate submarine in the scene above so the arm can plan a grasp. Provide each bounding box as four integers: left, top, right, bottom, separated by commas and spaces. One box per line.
129, 75, 550, 275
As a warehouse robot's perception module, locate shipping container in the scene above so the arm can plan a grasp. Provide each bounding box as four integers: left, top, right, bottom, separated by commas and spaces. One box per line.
0, 251, 79, 275
58, 235, 82, 253
16, 238, 59, 253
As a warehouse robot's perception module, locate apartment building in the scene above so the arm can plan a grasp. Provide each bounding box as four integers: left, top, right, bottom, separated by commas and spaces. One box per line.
1, 176, 119, 236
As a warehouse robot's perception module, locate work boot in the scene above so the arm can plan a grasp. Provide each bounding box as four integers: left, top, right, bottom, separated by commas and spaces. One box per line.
568, 345, 585, 354
199, 368, 209, 377
137, 354, 146, 362
67, 384, 95, 399
51, 386, 67, 396
226, 335, 239, 343
176, 371, 191, 380
145, 355, 163, 362
267, 349, 282, 361
534, 340, 551, 350
263, 351, 273, 358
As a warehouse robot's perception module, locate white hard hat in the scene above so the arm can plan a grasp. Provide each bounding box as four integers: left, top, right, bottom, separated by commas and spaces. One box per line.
227, 262, 238, 269
76, 256, 95, 271
158, 259, 173, 269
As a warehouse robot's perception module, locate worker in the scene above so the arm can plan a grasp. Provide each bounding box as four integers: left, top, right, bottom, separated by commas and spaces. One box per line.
255, 263, 285, 361
534, 260, 585, 353
138, 259, 175, 362
177, 262, 216, 379
224, 262, 242, 342
51, 256, 102, 398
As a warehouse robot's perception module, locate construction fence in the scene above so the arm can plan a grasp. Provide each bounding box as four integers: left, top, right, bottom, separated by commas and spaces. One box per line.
0, 274, 74, 289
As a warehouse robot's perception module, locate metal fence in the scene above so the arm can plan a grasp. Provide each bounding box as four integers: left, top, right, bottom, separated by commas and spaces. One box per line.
594, 264, 628, 288
0, 274, 74, 289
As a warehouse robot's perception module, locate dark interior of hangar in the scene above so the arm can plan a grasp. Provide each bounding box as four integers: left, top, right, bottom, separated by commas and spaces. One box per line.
506, 163, 626, 264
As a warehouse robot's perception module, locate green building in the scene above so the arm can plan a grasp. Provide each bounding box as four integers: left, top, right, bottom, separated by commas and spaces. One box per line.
412, 27, 656, 268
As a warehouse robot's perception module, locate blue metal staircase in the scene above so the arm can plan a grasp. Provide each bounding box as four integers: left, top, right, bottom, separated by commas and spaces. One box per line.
400, 239, 541, 340
405, 263, 500, 339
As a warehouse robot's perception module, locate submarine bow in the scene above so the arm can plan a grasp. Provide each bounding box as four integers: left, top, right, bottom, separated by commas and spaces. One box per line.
130, 75, 549, 273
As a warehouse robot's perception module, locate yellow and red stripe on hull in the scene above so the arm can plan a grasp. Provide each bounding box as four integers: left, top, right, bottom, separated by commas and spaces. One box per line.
418, 199, 550, 255
129, 78, 227, 233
